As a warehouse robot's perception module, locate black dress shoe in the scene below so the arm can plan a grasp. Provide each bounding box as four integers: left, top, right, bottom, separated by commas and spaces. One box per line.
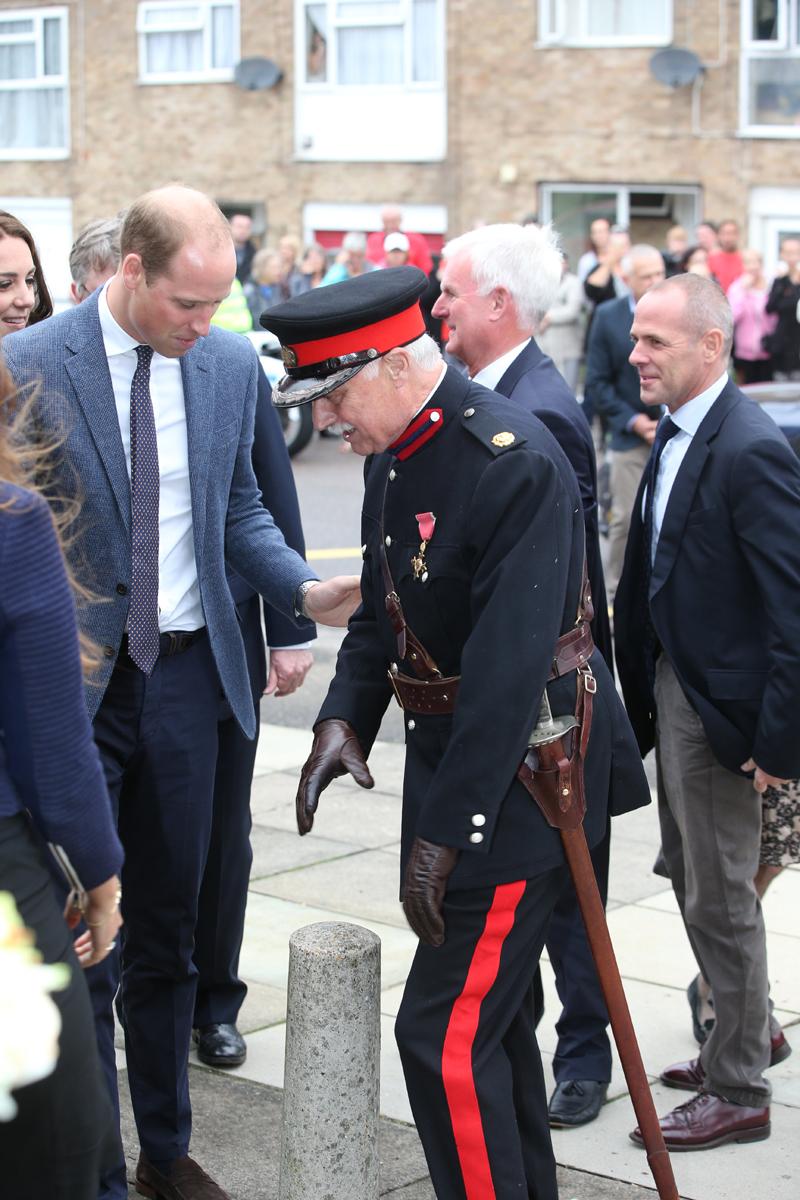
192, 1023, 246, 1068
548, 1079, 608, 1127
136, 1153, 231, 1198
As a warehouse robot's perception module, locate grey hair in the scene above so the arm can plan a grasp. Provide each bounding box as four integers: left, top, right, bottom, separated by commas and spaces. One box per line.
69, 216, 122, 295
360, 333, 442, 380
441, 223, 564, 328
620, 243, 663, 276
342, 231, 367, 254
652, 273, 734, 359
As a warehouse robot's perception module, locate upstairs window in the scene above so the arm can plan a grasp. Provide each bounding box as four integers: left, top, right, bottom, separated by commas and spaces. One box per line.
295, 0, 446, 161
301, 0, 441, 87
538, 0, 672, 47
0, 7, 69, 158
741, 0, 800, 135
137, 1, 238, 84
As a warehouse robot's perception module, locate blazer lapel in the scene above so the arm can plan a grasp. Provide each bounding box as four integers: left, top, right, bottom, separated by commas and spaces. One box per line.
495, 340, 539, 397
64, 302, 131, 532
650, 384, 739, 598
181, 343, 215, 557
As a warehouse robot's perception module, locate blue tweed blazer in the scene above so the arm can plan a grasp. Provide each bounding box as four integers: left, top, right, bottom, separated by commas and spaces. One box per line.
2, 294, 314, 738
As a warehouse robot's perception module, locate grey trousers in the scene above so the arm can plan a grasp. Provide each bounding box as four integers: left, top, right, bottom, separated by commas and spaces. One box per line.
654, 657, 771, 1107
607, 441, 651, 600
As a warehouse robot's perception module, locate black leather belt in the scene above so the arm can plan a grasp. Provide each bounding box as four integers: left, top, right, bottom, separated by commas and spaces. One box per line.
120, 628, 206, 661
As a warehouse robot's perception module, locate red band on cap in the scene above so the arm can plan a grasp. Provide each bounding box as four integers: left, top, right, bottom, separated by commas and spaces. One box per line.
289, 304, 426, 368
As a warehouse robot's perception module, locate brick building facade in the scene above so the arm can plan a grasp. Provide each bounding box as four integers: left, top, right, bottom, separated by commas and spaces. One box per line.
2, 1, 799, 306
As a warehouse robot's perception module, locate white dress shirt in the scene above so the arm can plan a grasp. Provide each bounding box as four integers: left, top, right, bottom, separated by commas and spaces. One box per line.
471, 340, 530, 389
98, 284, 204, 631
649, 372, 729, 562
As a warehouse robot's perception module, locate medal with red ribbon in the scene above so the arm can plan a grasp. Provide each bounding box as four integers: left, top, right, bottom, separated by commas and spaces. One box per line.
411, 512, 436, 581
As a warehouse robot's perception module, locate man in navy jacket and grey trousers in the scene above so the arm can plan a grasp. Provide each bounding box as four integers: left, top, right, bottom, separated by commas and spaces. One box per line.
584, 244, 665, 598
616, 273, 800, 1151
3, 185, 357, 1200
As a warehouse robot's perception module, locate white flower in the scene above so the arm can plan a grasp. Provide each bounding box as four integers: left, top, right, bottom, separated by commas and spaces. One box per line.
0, 892, 69, 1121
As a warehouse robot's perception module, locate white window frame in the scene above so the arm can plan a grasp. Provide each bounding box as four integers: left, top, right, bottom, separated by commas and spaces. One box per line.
297, 0, 445, 91
739, 0, 800, 138
0, 6, 69, 161
537, 0, 672, 48
538, 182, 702, 230
137, 1, 239, 85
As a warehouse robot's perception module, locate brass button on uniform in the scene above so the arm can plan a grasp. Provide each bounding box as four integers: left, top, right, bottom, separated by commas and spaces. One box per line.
385, 535, 392, 547
407, 719, 416, 731
469, 831, 484, 844
464, 408, 475, 417
471, 813, 486, 827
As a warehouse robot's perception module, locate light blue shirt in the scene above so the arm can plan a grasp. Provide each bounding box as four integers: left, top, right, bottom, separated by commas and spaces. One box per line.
649, 373, 729, 562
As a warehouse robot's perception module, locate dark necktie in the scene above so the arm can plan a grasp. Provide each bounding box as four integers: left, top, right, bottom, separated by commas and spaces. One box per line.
642, 415, 679, 689
643, 415, 680, 573
128, 344, 160, 675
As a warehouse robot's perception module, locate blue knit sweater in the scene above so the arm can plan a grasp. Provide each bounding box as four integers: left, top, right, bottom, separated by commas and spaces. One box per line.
0, 482, 123, 889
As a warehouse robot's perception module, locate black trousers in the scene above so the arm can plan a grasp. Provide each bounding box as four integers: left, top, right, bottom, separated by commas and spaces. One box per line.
194, 596, 265, 1027
395, 868, 565, 1200
86, 633, 223, 1197
0, 814, 115, 1200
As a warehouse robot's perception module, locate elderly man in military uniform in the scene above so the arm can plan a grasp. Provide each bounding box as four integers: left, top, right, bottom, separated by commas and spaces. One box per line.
261, 268, 650, 1199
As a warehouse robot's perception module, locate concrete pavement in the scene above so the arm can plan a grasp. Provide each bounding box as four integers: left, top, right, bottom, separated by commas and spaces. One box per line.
119, 718, 800, 1198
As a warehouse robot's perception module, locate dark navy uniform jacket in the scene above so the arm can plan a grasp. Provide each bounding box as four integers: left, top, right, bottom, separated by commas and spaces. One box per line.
319, 368, 649, 891
494, 337, 612, 671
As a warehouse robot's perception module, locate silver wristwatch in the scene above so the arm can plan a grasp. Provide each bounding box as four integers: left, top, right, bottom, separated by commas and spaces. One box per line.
294, 579, 316, 619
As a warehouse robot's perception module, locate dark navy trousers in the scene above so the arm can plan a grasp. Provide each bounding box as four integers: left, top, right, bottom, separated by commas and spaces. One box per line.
534, 822, 612, 1083
193, 595, 265, 1027
87, 632, 223, 1198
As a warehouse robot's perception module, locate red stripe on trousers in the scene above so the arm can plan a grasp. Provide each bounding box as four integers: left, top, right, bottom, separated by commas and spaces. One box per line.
441, 879, 527, 1200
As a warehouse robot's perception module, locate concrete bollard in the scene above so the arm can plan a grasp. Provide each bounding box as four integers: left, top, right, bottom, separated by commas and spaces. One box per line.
279, 922, 381, 1200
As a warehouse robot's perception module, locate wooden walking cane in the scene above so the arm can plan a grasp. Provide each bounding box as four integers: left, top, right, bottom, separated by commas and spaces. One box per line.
518, 683, 679, 1200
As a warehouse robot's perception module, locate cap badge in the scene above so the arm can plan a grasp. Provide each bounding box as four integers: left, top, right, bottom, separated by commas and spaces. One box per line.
282, 346, 298, 369
492, 431, 515, 447
411, 511, 436, 582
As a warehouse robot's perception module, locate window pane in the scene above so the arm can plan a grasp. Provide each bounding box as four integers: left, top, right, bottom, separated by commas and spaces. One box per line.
0, 86, 65, 149
748, 55, 800, 125
43, 17, 62, 76
0, 19, 34, 35
413, 0, 438, 81
752, 0, 779, 41
145, 29, 204, 72
338, 24, 403, 83
337, 1, 400, 18
306, 4, 327, 81
0, 42, 36, 80
211, 6, 234, 67
142, 6, 202, 27
588, 0, 667, 38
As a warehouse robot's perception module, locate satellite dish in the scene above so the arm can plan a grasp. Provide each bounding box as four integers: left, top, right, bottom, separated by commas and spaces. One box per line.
233, 57, 283, 91
649, 47, 703, 89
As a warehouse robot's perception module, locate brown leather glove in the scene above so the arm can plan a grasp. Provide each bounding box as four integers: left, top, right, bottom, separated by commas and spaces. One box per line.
296, 719, 374, 835
402, 836, 459, 946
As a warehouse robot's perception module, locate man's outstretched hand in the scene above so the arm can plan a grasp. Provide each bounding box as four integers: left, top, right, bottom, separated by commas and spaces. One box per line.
296, 718, 374, 835
304, 576, 361, 626
402, 837, 459, 946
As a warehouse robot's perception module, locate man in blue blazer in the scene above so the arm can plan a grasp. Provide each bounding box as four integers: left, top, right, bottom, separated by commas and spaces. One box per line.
432, 223, 616, 1128
615, 273, 800, 1152
584, 246, 665, 598
3, 185, 357, 1200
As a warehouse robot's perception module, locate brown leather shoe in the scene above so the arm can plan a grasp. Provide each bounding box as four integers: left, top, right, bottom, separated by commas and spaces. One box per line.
630, 1092, 770, 1151
661, 1031, 792, 1093
135, 1154, 231, 1199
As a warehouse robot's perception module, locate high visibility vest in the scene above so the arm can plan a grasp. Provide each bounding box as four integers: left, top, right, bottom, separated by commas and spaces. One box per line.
211, 278, 253, 333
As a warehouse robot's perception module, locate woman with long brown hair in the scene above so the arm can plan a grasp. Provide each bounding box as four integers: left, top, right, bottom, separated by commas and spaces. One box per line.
0, 358, 124, 1198
0, 210, 53, 337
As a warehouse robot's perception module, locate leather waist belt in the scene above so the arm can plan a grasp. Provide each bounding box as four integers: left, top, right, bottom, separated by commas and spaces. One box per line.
388, 622, 595, 716
550, 621, 593, 679
120, 628, 206, 662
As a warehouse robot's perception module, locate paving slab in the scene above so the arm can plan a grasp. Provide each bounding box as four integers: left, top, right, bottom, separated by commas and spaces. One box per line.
252, 847, 407, 927
251, 770, 404, 847
249, 823, 363, 878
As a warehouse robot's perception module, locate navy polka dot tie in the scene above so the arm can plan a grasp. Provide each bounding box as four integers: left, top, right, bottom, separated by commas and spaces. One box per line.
128, 344, 160, 675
